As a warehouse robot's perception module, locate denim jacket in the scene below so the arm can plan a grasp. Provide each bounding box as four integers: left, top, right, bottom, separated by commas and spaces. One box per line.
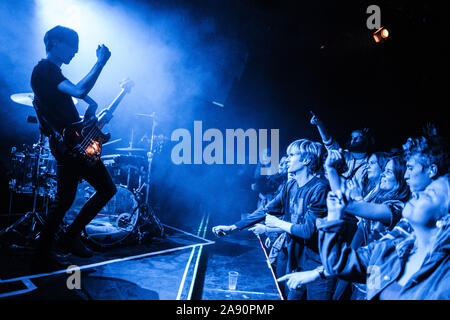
317, 218, 450, 300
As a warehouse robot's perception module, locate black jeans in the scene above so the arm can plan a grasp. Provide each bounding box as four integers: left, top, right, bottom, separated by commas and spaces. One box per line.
36, 154, 117, 254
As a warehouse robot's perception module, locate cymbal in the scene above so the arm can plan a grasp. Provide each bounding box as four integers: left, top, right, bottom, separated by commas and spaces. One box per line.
11, 93, 78, 106
10, 93, 35, 106
116, 147, 147, 152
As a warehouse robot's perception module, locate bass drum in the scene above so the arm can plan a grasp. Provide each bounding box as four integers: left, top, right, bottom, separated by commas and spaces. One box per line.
65, 182, 139, 247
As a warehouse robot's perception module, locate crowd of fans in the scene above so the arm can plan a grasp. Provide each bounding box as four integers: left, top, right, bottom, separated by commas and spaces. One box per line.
212, 113, 449, 300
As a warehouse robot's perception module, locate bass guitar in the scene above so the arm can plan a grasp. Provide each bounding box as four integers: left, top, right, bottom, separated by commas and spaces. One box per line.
62, 78, 134, 165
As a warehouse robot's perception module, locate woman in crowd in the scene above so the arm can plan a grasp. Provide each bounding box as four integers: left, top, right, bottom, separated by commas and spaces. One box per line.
278, 153, 410, 299
360, 152, 390, 200
325, 151, 410, 242
317, 174, 450, 300
340, 155, 411, 299
277, 133, 448, 299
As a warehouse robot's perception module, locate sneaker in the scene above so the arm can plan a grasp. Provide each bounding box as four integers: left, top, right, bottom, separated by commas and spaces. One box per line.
60, 233, 93, 258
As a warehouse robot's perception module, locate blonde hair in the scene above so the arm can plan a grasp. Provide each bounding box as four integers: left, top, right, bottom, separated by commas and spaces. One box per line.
286, 139, 324, 174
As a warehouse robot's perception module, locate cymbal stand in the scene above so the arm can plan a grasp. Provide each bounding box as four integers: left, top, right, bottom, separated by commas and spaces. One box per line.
126, 128, 134, 188
145, 117, 157, 204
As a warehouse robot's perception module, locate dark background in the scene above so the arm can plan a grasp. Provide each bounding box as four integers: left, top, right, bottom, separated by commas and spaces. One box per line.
0, 0, 447, 226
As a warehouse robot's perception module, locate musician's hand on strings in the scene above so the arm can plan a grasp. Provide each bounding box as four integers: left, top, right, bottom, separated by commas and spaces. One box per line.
98, 108, 113, 122
83, 95, 98, 121
83, 113, 97, 126
277, 270, 321, 290
212, 225, 236, 237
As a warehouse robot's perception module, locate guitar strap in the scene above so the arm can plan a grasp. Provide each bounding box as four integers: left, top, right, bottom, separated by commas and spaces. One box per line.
32, 98, 70, 159
32, 98, 61, 139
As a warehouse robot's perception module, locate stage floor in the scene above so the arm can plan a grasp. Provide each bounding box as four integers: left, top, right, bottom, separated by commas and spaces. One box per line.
0, 212, 282, 300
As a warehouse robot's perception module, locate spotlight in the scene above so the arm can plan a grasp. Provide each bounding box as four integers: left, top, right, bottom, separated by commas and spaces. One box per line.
373, 27, 389, 43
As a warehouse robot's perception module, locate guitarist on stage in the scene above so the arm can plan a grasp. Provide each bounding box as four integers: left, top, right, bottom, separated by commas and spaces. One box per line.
30, 25, 117, 272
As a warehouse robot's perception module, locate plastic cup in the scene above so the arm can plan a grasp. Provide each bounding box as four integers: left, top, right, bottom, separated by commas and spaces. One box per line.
228, 271, 239, 290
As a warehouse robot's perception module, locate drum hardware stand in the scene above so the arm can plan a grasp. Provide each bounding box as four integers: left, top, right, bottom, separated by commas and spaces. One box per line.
145, 115, 157, 204
8, 146, 17, 222
129, 186, 165, 241
143, 114, 164, 237
0, 132, 48, 247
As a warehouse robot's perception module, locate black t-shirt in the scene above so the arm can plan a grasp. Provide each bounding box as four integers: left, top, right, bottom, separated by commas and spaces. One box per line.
30, 59, 81, 134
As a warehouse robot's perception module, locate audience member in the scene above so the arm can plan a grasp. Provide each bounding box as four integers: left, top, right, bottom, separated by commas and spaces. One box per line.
213, 117, 448, 300
318, 175, 450, 300
310, 112, 373, 188
212, 139, 339, 300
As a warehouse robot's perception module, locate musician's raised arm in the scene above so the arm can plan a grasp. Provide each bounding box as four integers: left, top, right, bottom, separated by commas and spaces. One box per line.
30, 25, 117, 273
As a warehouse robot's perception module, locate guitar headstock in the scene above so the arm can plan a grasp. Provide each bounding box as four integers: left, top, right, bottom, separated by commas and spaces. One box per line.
120, 78, 135, 93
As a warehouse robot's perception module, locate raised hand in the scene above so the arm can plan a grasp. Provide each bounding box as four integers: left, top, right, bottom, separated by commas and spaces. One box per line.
423, 122, 437, 137
309, 111, 321, 126
96, 44, 111, 66
346, 178, 363, 201
326, 191, 346, 221
325, 149, 343, 169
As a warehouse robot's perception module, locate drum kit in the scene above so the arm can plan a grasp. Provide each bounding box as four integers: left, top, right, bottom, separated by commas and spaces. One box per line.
1, 93, 166, 249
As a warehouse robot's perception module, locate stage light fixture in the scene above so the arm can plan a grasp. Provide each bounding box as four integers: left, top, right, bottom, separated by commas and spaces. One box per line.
373, 27, 389, 43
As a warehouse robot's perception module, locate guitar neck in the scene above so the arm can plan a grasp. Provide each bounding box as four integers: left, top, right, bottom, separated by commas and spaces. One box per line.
107, 88, 127, 114
97, 88, 127, 127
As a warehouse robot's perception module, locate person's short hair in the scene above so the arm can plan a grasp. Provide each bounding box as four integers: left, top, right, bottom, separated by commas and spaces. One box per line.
286, 139, 324, 174
347, 128, 375, 150
44, 25, 78, 53
402, 135, 448, 177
